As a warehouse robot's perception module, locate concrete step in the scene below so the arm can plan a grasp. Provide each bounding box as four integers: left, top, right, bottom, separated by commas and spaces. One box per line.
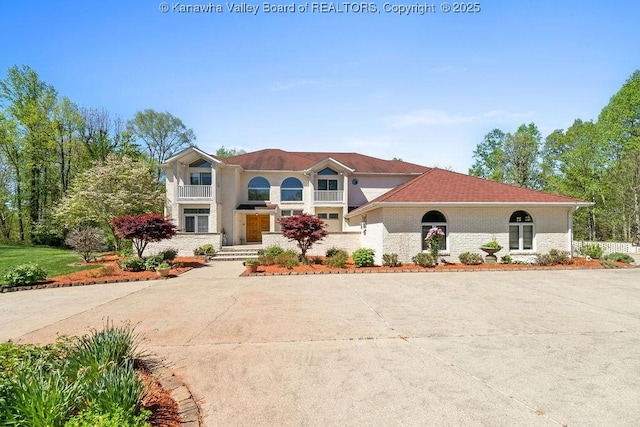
210, 248, 260, 261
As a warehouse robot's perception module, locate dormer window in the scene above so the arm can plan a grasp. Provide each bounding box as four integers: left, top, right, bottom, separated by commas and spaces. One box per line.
317, 167, 338, 191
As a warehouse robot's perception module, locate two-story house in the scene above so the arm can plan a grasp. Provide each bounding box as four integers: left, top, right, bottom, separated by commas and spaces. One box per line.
158, 146, 590, 264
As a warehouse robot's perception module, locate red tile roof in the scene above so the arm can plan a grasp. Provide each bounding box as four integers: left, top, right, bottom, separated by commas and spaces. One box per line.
222, 149, 429, 174
349, 168, 588, 214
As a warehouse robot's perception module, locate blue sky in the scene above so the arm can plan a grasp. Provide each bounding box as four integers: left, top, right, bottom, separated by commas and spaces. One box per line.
1, 1, 638, 172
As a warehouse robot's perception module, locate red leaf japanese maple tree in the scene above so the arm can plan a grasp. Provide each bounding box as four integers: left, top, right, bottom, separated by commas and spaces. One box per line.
278, 213, 328, 260
111, 213, 177, 257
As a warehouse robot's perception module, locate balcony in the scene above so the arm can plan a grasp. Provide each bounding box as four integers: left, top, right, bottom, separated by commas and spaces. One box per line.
314, 190, 344, 204
178, 185, 212, 199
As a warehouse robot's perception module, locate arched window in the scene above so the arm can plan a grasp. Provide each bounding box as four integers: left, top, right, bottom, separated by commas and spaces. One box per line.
421, 210, 447, 251
248, 177, 270, 201
281, 177, 303, 202
509, 210, 534, 250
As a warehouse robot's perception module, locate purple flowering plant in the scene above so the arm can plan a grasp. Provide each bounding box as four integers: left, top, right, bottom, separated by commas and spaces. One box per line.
424, 227, 445, 262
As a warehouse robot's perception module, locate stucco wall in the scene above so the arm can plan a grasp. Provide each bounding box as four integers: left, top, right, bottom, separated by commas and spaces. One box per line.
262, 232, 361, 256
352, 205, 573, 264
348, 175, 417, 207
144, 233, 222, 257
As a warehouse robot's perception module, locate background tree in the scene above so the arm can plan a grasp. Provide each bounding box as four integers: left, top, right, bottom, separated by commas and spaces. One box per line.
215, 146, 245, 158
278, 213, 328, 260
128, 109, 195, 179
469, 128, 507, 181
111, 213, 177, 257
65, 226, 106, 262
54, 155, 163, 249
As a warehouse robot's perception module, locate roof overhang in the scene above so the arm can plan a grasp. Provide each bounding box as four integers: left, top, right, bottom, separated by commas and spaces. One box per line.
162, 146, 222, 168
345, 201, 594, 218
305, 157, 355, 174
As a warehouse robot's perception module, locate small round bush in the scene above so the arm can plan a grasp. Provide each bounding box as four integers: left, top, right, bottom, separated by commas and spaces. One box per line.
459, 252, 483, 265
160, 248, 178, 261
605, 252, 635, 263
352, 248, 375, 267
275, 249, 300, 268
263, 245, 285, 257
325, 247, 343, 258
144, 254, 164, 271
117, 257, 146, 272
412, 252, 435, 268
324, 250, 348, 268
579, 243, 604, 259
193, 244, 215, 256
3, 263, 47, 286
382, 253, 402, 267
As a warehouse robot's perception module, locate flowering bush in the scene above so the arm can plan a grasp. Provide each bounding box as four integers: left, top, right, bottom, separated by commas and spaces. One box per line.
424, 227, 445, 263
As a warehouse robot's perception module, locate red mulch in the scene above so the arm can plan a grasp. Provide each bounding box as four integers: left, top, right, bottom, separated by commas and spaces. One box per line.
247, 257, 631, 275
45, 256, 206, 287
139, 365, 182, 427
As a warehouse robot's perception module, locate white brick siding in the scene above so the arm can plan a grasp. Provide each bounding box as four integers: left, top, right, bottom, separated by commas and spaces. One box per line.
262, 232, 361, 256
144, 233, 222, 257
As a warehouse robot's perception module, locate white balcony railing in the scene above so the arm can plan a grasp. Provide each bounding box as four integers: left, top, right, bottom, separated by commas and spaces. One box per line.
178, 185, 212, 199
314, 190, 344, 203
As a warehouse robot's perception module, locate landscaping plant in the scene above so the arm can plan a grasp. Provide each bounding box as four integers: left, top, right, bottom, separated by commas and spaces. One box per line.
65, 226, 106, 262
111, 214, 177, 258
579, 243, 604, 259
324, 249, 348, 268
352, 248, 375, 267
382, 253, 402, 267
605, 252, 635, 263
459, 252, 483, 265
2, 263, 47, 286
412, 252, 435, 268
278, 213, 328, 261
424, 227, 444, 264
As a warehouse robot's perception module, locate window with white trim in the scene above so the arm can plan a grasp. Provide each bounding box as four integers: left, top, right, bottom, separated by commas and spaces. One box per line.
317, 167, 339, 191
190, 172, 211, 185
318, 213, 339, 220
509, 210, 534, 250
248, 177, 270, 201
421, 210, 447, 252
281, 177, 303, 202
281, 209, 303, 217
184, 208, 209, 233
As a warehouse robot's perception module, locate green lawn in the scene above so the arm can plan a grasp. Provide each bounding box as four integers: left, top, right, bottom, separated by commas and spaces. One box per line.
0, 245, 101, 282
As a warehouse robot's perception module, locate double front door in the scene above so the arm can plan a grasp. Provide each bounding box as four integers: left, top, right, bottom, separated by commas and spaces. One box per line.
246, 214, 269, 242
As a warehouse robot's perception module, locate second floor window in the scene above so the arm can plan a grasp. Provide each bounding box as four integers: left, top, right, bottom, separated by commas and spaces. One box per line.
248, 177, 270, 201
190, 172, 211, 186
317, 167, 338, 191
281, 177, 303, 202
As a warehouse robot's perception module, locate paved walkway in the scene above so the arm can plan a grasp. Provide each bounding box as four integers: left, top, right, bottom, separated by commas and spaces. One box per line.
2, 263, 640, 426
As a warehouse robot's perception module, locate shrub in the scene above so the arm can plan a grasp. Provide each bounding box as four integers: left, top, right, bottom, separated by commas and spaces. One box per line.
459, 252, 483, 265
193, 244, 215, 256
3, 263, 47, 286
65, 226, 107, 262
65, 407, 151, 427
382, 253, 402, 267
579, 243, 604, 259
259, 245, 285, 265
412, 252, 435, 268
500, 254, 513, 264
536, 249, 573, 266
352, 248, 375, 267
275, 249, 300, 269
87, 264, 117, 279
309, 256, 324, 265
264, 245, 285, 257
325, 247, 343, 258
482, 240, 502, 249
599, 258, 618, 269
605, 252, 635, 263
548, 249, 573, 265
144, 255, 164, 271
159, 248, 178, 262
117, 257, 146, 272
324, 249, 348, 268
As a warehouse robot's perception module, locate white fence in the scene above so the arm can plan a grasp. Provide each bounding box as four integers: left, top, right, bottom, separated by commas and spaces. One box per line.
573, 241, 640, 255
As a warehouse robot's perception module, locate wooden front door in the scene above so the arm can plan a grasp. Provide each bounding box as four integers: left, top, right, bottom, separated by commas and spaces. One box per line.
246, 214, 270, 242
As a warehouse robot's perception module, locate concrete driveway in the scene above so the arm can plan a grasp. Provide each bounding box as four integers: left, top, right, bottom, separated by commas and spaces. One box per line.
2, 263, 640, 426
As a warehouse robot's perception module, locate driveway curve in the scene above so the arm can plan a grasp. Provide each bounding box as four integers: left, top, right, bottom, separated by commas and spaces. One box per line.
2, 263, 640, 426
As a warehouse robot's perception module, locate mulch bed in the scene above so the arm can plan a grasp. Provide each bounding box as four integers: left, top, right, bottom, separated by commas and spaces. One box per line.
0, 256, 207, 293
244, 257, 634, 276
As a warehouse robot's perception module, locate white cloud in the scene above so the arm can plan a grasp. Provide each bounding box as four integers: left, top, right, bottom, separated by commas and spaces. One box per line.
386, 109, 534, 128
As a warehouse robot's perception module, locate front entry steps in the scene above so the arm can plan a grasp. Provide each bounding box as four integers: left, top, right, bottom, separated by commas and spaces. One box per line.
210, 246, 261, 261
